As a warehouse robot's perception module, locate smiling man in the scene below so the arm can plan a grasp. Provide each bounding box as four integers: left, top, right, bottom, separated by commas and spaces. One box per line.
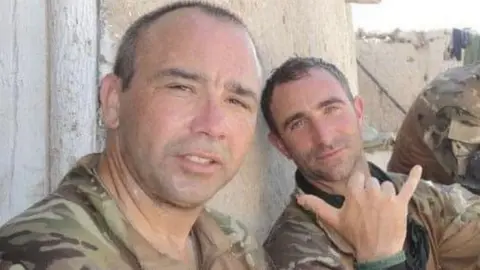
261, 57, 480, 270
0, 2, 271, 269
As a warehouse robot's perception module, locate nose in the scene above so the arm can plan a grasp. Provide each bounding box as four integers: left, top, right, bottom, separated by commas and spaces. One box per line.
190, 97, 227, 140
310, 117, 335, 146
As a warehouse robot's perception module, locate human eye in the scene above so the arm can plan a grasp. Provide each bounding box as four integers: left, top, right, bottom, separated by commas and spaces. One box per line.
289, 119, 305, 131
166, 84, 193, 92
324, 104, 341, 115
227, 97, 252, 111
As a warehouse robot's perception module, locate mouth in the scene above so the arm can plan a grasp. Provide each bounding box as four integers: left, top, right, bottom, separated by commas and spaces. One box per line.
316, 148, 345, 161
184, 154, 217, 164
177, 152, 223, 174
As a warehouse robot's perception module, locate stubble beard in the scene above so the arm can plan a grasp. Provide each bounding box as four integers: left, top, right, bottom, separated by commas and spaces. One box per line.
299, 148, 363, 185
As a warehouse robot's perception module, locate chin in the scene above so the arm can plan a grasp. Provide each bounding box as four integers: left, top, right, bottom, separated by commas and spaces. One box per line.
165, 190, 218, 209
168, 198, 210, 210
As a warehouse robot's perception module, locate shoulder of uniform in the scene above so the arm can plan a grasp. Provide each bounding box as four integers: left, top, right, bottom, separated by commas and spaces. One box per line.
0, 195, 125, 269
0, 194, 102, 251
263, 201, 344, 269
387, 172, 436, 196
204, 208, 273, 268
268, 203, 328, 240
0, 197, 87, 265
204, 207, 254, 246
387, 171, 434, 191
387, 171, 479, 207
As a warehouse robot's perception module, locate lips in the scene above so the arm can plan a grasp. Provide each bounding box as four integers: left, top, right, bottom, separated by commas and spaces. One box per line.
184, 155, 215, 164
315, 148, 344, 160
177, 151, 223, 174
182, 151, 222, 164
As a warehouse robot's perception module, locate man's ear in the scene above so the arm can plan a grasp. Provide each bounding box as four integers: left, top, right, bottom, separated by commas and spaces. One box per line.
99, 74, 122, 129
268, 131, 292, 159
352, 96, 365, 127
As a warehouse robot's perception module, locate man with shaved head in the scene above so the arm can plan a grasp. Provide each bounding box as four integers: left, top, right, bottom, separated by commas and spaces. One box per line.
0, 2, 271, 269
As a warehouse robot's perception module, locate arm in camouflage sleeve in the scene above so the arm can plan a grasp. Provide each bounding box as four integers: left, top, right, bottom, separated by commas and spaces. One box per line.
412, 182, 480, 269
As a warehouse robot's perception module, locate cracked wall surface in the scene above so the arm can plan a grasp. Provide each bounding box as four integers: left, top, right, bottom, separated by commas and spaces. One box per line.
98, 0, 358, 241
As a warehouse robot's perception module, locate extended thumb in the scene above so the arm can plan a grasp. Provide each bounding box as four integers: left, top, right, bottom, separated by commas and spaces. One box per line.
296, 194, 340, 227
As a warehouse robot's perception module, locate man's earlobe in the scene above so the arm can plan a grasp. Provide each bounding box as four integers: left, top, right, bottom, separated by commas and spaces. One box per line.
353, 96, 365, 124
99, 74, 122, 129
268, 132, 292, 159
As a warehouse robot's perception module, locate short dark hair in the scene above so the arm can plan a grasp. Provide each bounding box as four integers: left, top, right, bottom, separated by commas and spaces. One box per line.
261, 57, 353, 134
113, 1, 248, 90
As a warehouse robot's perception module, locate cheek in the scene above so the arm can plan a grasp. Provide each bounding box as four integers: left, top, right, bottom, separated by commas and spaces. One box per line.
283, 132, 313, 156
227, 114, 257, 156
335, 112, 361, 136
135, 98, 192, 144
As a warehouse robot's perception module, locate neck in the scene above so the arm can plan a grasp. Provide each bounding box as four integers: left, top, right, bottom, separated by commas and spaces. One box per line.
306, 156, 371, 196
97, 135, 202, 260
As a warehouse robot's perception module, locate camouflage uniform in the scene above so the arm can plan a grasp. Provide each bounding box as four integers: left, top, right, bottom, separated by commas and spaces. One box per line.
264, 164, 480, 270
0, 154, 271, 270
388, 64, 480, 193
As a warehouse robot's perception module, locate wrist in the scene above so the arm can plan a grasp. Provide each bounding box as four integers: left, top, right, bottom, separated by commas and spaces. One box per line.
356, 248, 404, 263
355, 250, 406, 270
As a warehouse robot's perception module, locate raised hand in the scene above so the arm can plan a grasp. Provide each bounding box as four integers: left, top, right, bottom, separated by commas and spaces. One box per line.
297, 165, 422, 262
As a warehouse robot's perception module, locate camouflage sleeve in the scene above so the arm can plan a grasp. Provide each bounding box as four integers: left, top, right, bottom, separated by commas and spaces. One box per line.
410, 181, 480, 269
263, 218, 345, 270
0, 231, 104, 270
0, 196, 132, 270
205, 208, 275, 269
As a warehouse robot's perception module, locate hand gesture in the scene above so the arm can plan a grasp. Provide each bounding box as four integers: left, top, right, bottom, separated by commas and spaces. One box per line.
297, 165, 422, 262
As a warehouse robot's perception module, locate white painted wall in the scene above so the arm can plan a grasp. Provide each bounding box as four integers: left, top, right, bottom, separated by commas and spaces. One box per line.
0, 0, 98, 224
0, 0, 49, 223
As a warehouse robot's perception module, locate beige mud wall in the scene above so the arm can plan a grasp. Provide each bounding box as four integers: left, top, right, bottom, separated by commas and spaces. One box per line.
98, 0, 358, 241
357, 30, 461, 133
357, 30, 462, 172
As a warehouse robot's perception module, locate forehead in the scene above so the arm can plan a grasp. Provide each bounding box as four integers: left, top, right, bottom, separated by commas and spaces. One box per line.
133, 9, 262, 91
270, 69, 348, 115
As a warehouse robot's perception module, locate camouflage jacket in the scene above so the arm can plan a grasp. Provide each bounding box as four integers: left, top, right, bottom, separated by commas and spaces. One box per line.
0, 154, 271, 270
388, 64, 480, 193
264, 167, 480, 270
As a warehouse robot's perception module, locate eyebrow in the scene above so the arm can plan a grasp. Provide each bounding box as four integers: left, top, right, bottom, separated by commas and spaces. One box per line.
225, 81, 259, 103
281, 97, 346, 131
148, 68, 206, 83
316, 97, 345, 109
149, 68, 258, 102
